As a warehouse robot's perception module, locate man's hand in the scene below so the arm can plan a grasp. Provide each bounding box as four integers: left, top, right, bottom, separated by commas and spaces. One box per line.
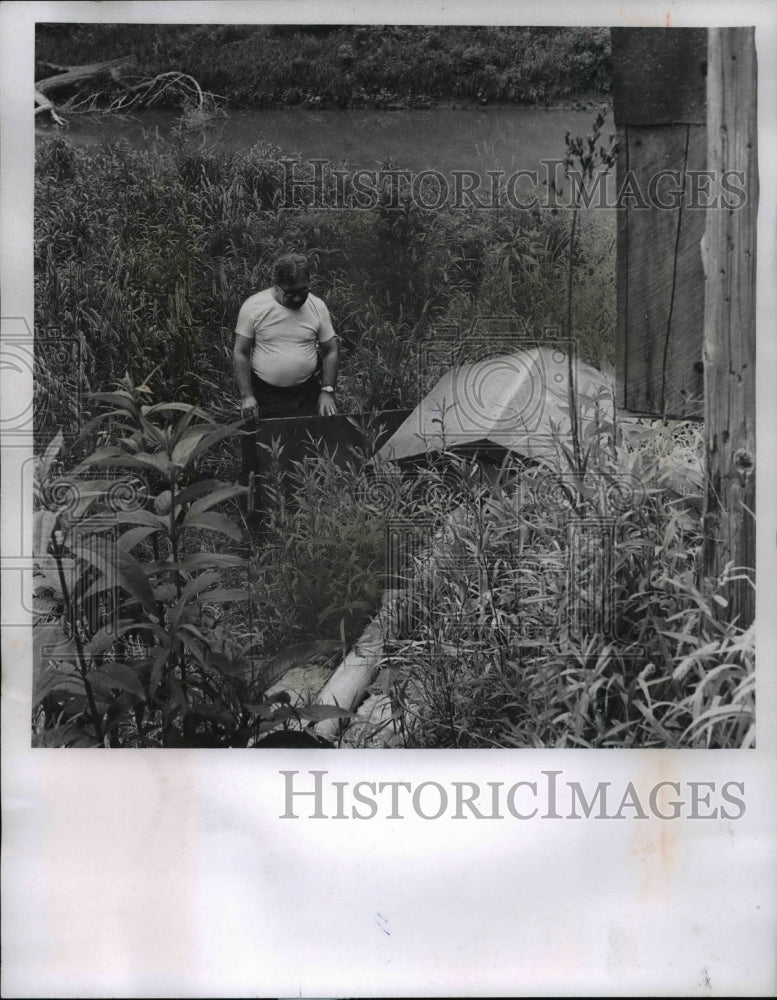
318, 391, 337, 417
240, 396, 259, 420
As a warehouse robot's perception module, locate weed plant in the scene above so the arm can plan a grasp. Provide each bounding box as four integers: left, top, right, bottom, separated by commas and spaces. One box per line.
377, 417, 753, 749
32, 379, 351, 747
245, 434, 394, 654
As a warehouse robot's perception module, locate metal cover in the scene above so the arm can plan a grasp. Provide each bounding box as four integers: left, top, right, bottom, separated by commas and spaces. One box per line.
253, 409, 412, 473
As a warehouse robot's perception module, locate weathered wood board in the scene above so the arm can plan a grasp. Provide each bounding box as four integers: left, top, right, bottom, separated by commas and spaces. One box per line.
612, 27, 708, 419
701, 28, 757, 628
615, 123, 706, 417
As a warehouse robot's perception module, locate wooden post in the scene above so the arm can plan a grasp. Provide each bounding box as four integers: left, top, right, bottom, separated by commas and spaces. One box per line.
701, 28, 757, 627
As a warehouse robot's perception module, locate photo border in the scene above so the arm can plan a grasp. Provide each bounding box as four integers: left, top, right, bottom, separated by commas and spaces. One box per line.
3, 2, 776, 997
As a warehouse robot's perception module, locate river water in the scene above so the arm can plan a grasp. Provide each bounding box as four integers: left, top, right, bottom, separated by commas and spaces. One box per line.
36, 105, 610, 181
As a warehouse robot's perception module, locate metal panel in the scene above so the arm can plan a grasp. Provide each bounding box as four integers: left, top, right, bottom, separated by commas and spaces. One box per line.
252, 409, 412, 476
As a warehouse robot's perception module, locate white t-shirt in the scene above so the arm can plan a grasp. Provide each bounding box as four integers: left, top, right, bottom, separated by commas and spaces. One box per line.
235, 288, 336, 387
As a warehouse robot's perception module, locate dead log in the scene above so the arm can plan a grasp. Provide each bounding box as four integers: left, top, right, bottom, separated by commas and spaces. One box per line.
34, 88, 66, 125
35, 57, 136, 124
36, 57, 134, 95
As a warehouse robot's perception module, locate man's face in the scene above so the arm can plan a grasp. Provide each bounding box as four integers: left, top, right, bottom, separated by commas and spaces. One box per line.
275, 277, 309, 309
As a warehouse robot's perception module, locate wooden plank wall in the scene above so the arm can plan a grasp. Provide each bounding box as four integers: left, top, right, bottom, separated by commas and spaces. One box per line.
612, 28, 708, 419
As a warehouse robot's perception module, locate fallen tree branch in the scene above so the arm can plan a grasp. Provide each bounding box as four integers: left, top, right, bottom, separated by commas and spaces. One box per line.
36, 57, 135, 95
123, 71, 205, 109
34, 88, 67, 125
34, 61, 224, 128
38, 60, 78, 73
36, 57, 136, 125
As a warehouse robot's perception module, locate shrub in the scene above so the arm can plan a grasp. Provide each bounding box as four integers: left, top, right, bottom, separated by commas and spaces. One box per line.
32, 379, 351, 747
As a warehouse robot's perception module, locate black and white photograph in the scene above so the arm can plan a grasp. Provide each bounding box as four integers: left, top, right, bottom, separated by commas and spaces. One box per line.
26, 19, 757, 752
2, 1, 776, 996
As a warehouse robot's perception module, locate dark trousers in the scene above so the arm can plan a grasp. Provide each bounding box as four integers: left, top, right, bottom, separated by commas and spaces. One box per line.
240, 373, 321, 490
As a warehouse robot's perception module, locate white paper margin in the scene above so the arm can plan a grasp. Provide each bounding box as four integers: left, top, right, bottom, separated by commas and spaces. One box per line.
2, 2, 776, 997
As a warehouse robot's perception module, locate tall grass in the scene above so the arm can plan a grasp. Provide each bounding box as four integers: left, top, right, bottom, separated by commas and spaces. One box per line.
35, 135, 615, 451
246, 435, 393, 654
239, 409, 753, 749
372, 419, 753, 749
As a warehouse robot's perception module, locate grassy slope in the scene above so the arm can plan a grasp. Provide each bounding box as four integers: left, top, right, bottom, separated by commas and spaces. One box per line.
36, 24, 611, 108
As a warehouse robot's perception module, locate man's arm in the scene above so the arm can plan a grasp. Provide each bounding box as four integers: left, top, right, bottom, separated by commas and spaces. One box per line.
318, 337, 339, 417
233, 335, 258, 417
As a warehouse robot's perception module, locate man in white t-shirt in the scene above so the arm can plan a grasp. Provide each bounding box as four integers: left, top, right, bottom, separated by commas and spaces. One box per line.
233, 253, 339, 485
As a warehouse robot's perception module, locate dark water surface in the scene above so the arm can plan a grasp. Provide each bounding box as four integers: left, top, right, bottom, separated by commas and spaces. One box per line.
36, 105, 606, 178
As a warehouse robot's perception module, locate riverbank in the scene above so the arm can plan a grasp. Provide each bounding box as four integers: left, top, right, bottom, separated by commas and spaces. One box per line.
36, 24, 611, 111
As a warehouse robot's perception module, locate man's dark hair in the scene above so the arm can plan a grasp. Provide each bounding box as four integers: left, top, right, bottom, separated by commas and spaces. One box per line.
274, 253, 310, 286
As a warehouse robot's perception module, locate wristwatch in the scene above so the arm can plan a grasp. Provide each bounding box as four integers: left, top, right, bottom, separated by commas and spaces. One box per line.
320, 385, 335, 393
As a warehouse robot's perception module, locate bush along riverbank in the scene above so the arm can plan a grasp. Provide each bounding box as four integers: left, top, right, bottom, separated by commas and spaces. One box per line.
36, 24, 611, 110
